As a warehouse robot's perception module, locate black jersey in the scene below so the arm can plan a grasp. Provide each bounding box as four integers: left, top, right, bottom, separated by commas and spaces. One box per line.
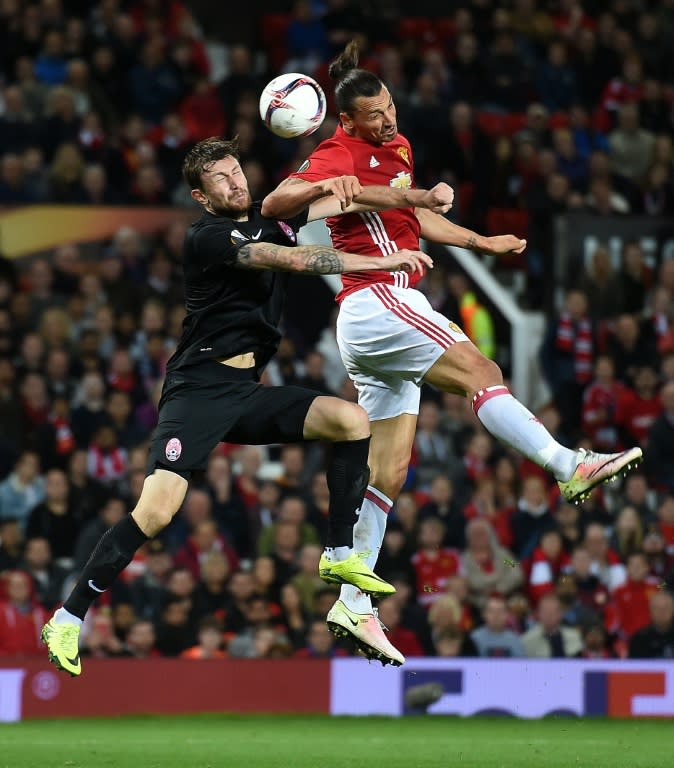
167, 203, 309, 373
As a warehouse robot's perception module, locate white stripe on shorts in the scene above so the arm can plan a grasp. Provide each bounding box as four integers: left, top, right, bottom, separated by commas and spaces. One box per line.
370, 284, 454, 348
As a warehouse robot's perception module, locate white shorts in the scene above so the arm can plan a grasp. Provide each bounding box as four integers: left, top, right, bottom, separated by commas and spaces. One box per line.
336, 284, 470, 421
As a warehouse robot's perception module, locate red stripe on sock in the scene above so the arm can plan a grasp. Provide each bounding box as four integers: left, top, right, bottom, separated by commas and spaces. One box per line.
364, 489, 392, 514
472, 385, 510, 414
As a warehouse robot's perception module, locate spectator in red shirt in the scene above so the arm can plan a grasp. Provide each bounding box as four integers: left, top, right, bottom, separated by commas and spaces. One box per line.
462, 475, 514, 550
0, 570, 48, 655
616, 365, 663, 447
412, 517, 462, 607
581, 354, 630, 451
375, 596, 424, 658
611, 552, 660, 640
174, 518, 240, 582
526, 528, 571, 606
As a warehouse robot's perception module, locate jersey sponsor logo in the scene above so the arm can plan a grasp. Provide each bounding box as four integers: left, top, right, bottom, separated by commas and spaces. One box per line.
369, 155, 380, 168
277, 220, 297, 243
165, 437, 182, 462
297, 159, 310, 173
389, 171, 412, 189
230, 229, 262, 244
397, 146, 410, 166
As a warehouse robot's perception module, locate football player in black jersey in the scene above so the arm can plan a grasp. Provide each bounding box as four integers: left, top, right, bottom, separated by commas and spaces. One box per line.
42, 136, 454, 675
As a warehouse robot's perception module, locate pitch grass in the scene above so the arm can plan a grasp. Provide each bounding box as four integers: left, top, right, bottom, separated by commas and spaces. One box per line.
1, 714, 671, 768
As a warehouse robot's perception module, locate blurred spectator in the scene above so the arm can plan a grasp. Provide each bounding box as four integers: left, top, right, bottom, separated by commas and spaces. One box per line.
608, 102, 656, 184
0, 518, 23, 573
580, 621, 614, 659
577, 243, 623, 322
291, 543, 324, 616
581, 355, 629, 451
73, 495, 127, 572
180, 615, 227, 659
123, 619, 159, 659
427, 594, 478, 657
540, 288, 595, 437
174, 517, 240, 583
0, 450, 45, 532
20, 536, 69, 610
155, 593, 195, 657
375, 596, 423, 658
412, 517, 462, 607
522, 592, 582, 658
462, 518, 523, 612
294, 619, 346, 658
413, 401, 456, 491
611, 551, 661, 641
471, 594, 526, 658
644, 382, 674, 492
0, 570, 48, 656
511, 475, 555, 561
628, 590, 674, 658
129, 539, 173, 622
418, 474, 464, 549
583, 522, 627, 592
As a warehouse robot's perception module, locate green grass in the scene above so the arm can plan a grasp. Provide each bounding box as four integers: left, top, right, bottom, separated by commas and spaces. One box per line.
1, 714, 671, 768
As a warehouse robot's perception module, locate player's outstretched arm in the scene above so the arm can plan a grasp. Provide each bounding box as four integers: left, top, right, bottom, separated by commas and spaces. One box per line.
236, 242, 433, 275
261, 177, 454, 221
416, 208, 527, 255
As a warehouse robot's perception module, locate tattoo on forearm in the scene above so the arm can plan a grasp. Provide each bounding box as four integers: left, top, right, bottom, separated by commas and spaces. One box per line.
235, 242, 344, 274
466, 236, 477, 249
304, 247, 344, 274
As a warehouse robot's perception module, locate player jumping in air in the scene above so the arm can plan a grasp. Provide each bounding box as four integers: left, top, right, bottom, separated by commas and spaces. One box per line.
41, 136, 455, 676
262, 41, 643, 667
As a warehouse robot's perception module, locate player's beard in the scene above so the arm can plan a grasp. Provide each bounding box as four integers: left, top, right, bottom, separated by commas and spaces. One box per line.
210, 190, 252, 217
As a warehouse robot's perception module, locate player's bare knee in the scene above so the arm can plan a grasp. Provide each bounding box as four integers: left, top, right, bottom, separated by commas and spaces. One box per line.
370, 462, 406, 500
473, 356, 503, 392
334, 401, 370, 441
132, 504, 173, 537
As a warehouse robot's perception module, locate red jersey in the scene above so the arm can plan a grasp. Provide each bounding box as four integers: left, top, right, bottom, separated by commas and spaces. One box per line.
411, 547, 462, 606
615, 391, 662, 446
291, 125, 422, 302
610, 577, 660, 638
581, 380, 630, 451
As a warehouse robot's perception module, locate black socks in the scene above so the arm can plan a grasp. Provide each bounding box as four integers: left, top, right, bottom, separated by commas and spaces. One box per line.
325, 436, 371, 549
64, 515, 149, 620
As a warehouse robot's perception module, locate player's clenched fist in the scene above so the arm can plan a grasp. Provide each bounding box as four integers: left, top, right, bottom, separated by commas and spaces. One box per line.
379, 249, 433, 274
485, 235, 527, 255
317, 175, 363, 209
420, 183, 454, 213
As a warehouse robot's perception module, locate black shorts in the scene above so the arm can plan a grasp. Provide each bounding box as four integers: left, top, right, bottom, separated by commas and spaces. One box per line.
146, 361, 321, 479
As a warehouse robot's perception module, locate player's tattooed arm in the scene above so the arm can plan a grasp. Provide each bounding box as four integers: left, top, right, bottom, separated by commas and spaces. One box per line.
236, 243, 432, 275
236, 242, 344, 273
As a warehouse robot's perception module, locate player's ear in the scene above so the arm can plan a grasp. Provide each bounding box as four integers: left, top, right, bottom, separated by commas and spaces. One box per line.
339, 111, 353, 131
191, 188, 208, 205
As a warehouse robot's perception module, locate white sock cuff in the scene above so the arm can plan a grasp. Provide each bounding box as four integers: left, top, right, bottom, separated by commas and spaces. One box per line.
365, 485, 393, 511
471, 385, 510, 415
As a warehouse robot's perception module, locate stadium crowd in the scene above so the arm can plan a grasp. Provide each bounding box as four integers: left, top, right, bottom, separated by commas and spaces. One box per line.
1, 0, 674, 662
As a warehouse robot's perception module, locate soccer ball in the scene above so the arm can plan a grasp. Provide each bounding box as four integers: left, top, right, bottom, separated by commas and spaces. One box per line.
259, 72, 327, 139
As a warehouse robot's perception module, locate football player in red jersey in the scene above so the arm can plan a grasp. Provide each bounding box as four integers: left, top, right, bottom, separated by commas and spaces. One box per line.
262, 40, 643, 666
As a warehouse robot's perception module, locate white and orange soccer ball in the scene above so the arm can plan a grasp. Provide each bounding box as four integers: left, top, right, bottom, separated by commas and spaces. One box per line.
259, 72, 327, 139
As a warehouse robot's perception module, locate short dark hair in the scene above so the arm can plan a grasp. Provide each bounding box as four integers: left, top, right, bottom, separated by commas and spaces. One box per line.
181, 137, 240, 190
328, 39, 384, 114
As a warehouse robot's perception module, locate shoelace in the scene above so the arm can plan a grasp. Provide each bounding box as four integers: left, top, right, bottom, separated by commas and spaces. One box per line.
373, 607, 388, 632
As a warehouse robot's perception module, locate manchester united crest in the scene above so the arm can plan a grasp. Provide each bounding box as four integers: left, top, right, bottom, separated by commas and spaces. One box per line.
397, 146, 410, 166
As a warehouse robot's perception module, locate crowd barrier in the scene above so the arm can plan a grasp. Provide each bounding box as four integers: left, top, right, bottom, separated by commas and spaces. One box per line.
2, 658, 673, 722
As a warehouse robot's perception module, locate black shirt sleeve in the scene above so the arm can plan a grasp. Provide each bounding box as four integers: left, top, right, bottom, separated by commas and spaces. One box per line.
284, 208, 309, 233
191, 219, 242, 270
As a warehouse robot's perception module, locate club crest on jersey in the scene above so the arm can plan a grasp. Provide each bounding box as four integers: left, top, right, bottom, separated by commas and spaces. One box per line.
448, 321, 464, 334
389, 171, 412, 189
297, 159, 310, 173
165, 438, 182, 462
397, 146, 410, 166
277, 221, 296, 243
